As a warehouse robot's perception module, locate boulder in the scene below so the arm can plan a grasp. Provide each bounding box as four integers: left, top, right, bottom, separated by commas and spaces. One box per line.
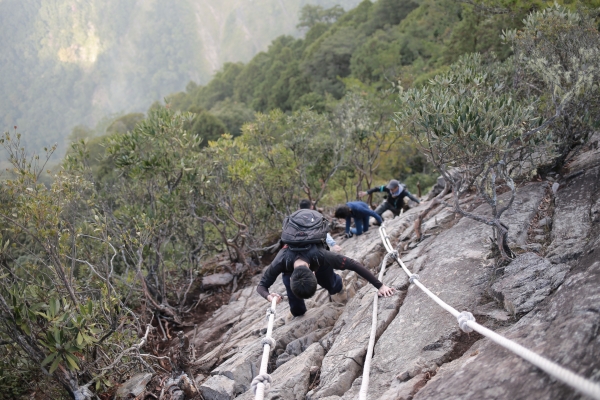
236, 343, 326, 400
199, 374, 235, 400
202, 273, 234, 287
426, 176, 446, 201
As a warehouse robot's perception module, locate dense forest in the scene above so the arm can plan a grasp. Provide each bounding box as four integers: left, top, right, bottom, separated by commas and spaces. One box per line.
0, 0, 361, 162
0, 0, 599, 397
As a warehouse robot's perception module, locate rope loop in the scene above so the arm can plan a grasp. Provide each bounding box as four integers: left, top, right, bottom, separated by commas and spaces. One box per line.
457, 311, 475, 332
251, 373, 272, 394
409, 274, 420, 284
261, 337, 276, 348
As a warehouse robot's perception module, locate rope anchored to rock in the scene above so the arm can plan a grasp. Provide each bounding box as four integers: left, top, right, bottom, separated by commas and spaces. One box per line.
358, 228, 396, 400
371, 224, 600, 400
253, 297, 278, 400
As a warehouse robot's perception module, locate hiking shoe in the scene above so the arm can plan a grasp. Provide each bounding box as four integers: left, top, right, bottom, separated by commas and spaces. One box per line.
329, 287, 348, 304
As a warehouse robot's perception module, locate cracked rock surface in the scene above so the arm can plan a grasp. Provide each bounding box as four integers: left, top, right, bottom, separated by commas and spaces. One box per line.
188, 135, 600, 400
491, 252, 570, 314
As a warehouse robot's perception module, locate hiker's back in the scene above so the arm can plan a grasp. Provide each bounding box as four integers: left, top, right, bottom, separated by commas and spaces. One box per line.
281, 209, 330, 252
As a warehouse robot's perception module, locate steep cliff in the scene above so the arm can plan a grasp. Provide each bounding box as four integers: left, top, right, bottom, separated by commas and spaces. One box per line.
175, 133, 600, 400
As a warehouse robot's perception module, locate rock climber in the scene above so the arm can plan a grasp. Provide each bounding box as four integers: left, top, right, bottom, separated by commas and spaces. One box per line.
334, 200, 383, 238
257, 240, 394, 317
358, 179, 420, 220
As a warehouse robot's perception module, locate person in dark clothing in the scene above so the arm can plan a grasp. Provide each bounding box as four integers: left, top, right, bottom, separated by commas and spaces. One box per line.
257, 246, 395, 316
334, 201, 383, 238
359, 179, 420, 219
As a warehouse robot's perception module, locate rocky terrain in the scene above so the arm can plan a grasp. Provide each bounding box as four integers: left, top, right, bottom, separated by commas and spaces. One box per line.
118, 133, 600, 399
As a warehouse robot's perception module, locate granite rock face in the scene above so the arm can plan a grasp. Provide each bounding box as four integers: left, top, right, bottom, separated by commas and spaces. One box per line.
200, 375, 236, 400
202, 273, 235, 287
210, 303, 342, 396
333, 184, 546, 400
183, 135, 600, 400
414, 242, 600, 400
491, 252, 570, 314
236, 343, 326, 400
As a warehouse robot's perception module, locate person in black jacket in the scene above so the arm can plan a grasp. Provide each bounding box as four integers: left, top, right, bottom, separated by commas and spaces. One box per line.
359, 179, 420, 219
257, 247, 395, 317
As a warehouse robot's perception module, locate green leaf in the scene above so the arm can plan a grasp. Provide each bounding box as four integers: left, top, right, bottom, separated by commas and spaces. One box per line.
76, 332, 83, 346
49, 357, 61, 374
64, 353, 80, 371
41, 352, 58, 366
49, 298, 60, 317
53, 329, 61, 345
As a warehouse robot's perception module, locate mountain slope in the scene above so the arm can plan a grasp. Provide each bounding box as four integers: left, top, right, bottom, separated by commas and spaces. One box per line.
0, 0, 361, 156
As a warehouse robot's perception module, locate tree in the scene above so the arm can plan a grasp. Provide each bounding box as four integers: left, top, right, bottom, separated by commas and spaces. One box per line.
335, 89, 399, 198
282, 109, 349, 207
0, 132, 143, 399
98, 106, 207, 320
503, 4, 600, 169
396, 54, 551, 259
297, 5, 345, 30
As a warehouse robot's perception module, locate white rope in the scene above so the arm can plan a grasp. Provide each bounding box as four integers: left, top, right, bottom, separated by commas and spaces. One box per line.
358, 238, 395, 400
357, 223, 397, 399
253, 297, 277, 400
376, 225, 600, 400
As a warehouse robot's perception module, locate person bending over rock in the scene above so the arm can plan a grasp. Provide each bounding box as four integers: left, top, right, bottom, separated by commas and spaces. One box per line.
358, 179, 420, 219
334, 201, 383, 238
257, 246, 395, 317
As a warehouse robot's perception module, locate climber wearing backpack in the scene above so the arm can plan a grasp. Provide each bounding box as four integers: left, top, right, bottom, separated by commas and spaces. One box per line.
256, 209, 395, 317
298, 199, 342, 252
358, 179, 420, 220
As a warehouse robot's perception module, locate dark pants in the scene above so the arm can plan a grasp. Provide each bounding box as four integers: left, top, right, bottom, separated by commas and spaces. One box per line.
351, 215, 371, 235
375, 200, 401, 217
282, 263, 343, 317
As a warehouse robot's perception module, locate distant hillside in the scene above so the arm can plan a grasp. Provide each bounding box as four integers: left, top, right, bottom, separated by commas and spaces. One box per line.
166, 0, 599, 143
0, 0, 361, 157
165, 0, 519, 135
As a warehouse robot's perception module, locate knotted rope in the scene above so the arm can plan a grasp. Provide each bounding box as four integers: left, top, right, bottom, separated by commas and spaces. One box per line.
372, 225, 600, 400
251, 373, 272, 394
254, 297, 278, 400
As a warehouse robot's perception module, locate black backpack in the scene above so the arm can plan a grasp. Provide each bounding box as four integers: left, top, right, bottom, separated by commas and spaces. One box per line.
281, 209, 330, 251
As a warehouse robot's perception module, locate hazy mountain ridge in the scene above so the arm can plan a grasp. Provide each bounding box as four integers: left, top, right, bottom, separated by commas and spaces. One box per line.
0, 0, 360, 156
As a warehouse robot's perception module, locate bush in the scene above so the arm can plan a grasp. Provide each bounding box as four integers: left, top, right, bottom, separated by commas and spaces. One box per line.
395, 53, 549, 259
504, 4, 600, 167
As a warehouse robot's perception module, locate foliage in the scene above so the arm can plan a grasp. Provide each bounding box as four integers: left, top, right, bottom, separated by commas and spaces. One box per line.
0, 132, 140, 399
503, 3, 600, 167
333, 88, 400, 195
396, 53, 548, 258
297, 4, 346, 30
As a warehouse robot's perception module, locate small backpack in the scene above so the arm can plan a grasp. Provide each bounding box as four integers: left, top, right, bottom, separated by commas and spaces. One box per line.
281, 209, 330, 251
